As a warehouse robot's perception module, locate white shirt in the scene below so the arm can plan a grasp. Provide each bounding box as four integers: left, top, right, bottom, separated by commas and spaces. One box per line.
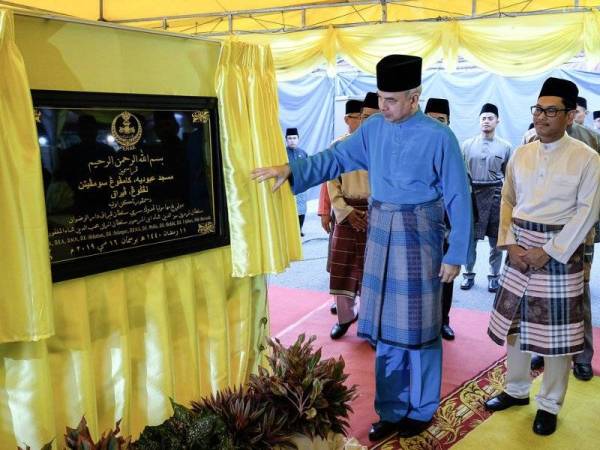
498, 133, 600, 263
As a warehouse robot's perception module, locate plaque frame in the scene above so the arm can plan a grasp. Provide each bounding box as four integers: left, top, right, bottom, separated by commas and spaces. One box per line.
32, 89, 230, 282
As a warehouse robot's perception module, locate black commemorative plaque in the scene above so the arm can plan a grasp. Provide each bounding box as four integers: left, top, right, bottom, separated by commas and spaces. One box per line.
33, 90, 229, 282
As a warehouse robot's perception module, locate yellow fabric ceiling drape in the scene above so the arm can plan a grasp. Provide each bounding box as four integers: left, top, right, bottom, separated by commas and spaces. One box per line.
0, 9, 53, 344
229, 28, 337, 81
458, 13, 584, 76
216, 39, 302, 277
233, 10, 600, 80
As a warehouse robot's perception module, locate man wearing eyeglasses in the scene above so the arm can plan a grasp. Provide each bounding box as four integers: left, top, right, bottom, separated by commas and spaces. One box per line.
485, 77, 600, 436
318, 99, 363, 239
521, 93, 600, 383
460, 104, 512, 293
328, 93, 379, 339
319, 98, 365, 316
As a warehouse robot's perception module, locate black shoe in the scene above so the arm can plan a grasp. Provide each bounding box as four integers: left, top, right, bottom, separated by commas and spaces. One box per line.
397, 418, 431, 438
484, 392, 529, 411
460, 276, 474, 290
441, 324, 455, 341
330, 303, 337, 315
573, 363, 593, 381
488, 276, 500, 293
368, 420, 400, 441
330, 316, 358, 340
533, 410, 557, 435
530, 355, 544, 371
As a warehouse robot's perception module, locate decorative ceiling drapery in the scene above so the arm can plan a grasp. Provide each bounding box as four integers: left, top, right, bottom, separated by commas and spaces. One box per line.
231, 11, 600, 80
4, 2, 600, 80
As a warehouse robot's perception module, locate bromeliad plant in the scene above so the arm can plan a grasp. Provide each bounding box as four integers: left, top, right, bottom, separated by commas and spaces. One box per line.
194, 386, 295, 450
248, 334, 358, 440
19, 334, 356, 450
65, 417, 131, 450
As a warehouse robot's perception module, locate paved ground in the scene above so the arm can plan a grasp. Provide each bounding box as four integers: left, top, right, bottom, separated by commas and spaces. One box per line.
270, 200, 600, 326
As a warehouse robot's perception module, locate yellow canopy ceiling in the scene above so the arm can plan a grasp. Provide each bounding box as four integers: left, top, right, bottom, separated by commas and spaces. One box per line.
4, 1, 600, 79
4, 1, 600, 35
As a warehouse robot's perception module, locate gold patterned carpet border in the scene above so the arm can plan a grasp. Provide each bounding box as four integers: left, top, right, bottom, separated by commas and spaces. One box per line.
370, 356, 517, 450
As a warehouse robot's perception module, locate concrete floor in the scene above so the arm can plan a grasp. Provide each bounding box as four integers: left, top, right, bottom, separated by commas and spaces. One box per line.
270, 200, 600, 327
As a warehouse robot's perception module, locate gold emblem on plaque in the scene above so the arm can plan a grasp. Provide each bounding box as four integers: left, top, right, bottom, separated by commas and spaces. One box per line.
198, 222, 215, 235
192, 110, 210, 124
111, 111, 142, 150
34, 109, 42, 123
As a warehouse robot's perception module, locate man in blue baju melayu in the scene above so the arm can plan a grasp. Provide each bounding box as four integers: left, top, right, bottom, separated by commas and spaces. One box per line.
252, 55, 473, 442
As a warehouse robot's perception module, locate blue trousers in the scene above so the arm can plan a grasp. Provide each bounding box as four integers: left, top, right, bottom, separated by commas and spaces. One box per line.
374, 338, 442, 422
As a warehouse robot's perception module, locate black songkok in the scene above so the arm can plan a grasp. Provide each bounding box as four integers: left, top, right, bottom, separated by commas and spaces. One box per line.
577, 96, 588, 109
363, 92, 379, 110
376, 55, 422, 92
594, 111, 600, 120
539, 77, 578, 110
345, 100, 363, 115
480, 103, 498, 117
425, 98, 450, 117
285, 128, 298, 137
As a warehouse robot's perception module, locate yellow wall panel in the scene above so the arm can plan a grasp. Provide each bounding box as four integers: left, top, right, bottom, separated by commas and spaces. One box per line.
14, 15, 220, 95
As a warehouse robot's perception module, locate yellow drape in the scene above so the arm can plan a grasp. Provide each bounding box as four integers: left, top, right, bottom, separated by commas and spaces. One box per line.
216, 39, 302, 277
228, 29, 336, 81
458, 14, 584, 76
233, 11, 600, 80
0, 9, 53, 344
1, 13, 272, 448
0, 250, 269, 448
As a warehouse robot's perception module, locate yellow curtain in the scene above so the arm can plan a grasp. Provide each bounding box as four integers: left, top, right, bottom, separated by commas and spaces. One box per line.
235, 10, 600, 79
583, 9, 600, 70
336, 21, 444, 75
216, 39, 302, 277
0, 250, 269, 448
232, 28, 337, 81
0, 9, 53, 344
458, 13, 584, 76
1, 14, 271, 448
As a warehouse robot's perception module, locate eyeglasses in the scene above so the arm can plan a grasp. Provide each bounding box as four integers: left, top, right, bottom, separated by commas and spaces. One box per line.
530, 106, 570, 117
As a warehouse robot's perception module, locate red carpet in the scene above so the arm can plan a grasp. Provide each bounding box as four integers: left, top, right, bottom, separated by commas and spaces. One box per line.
268, 286, 600, 446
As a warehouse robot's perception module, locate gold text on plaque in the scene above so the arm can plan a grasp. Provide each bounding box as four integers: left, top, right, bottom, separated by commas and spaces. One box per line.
111, 111, 142, 150
192, 111, 210, 124
34, 109, 42, 123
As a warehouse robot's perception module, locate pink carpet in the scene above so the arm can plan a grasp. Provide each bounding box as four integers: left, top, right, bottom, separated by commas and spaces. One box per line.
268, 285, 600, 446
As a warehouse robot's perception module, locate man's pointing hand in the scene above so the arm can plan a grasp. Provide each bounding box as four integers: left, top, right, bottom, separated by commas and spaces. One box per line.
251, 164, 291, 192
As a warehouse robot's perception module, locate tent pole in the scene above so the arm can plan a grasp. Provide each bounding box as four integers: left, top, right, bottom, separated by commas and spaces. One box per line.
10, 9, 220, 42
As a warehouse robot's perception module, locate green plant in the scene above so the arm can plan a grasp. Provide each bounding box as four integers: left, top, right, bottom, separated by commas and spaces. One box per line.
133, 399, 232, 450
65, 416, 131, 449
249, 334, 357, 439
194, 386, 295, 450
